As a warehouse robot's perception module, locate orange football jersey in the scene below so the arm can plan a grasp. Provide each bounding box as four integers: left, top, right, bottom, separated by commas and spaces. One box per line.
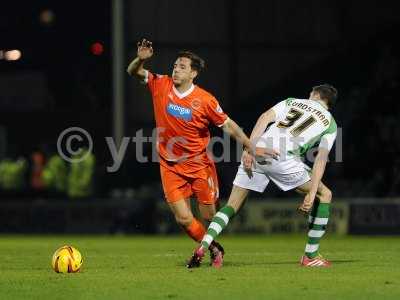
145, 71, 228, 176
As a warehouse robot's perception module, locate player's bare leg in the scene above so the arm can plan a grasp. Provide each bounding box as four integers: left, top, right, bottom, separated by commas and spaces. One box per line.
295, 180, 332, 206
169, 198, 219, 268
188, 185, 249, 268
198, 203, 216, 223
225, 185, 250, 212
168, 198, 193, 227
295, 181, 333, 267
168, 198, 208, 243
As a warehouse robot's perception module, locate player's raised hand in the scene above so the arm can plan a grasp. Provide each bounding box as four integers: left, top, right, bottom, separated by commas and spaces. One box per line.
137, 38, 153, 60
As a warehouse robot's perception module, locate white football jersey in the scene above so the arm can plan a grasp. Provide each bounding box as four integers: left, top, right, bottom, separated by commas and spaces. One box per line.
256, 98, 337, 159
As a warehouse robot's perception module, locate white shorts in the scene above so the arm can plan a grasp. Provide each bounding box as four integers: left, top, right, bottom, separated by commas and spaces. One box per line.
233, 157, 311, 192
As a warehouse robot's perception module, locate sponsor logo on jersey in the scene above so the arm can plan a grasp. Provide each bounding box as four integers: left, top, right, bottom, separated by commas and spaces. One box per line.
191, 99, 201, 109
167, 103, 192, 121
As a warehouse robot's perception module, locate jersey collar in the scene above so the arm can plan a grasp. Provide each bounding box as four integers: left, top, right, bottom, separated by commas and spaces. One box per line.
173, 84, 195, 99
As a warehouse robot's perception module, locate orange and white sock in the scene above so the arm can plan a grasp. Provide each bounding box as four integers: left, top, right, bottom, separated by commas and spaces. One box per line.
184, 218, 206, 242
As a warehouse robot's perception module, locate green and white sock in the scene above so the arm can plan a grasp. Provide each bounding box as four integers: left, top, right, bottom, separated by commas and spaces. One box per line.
305, 202, 330, 258
201, 206, 235, 249
307, 200, 320, 228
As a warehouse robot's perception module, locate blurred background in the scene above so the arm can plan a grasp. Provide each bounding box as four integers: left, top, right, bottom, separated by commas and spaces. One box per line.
1, 0, 399, 235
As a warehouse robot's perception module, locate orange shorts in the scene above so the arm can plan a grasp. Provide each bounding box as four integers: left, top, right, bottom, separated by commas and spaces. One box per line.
159, 162, 219, 205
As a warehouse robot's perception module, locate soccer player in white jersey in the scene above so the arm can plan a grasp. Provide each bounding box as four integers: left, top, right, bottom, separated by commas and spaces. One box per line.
187, 84, 338, 268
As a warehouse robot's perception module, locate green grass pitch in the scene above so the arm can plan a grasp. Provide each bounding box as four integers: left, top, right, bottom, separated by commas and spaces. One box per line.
1, 235, 399, 299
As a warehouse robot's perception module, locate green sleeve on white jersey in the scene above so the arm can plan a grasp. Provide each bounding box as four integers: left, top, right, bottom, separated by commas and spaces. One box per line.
288, 116, 337, 156
319, 117, 337, 151
285, 97, 295, 105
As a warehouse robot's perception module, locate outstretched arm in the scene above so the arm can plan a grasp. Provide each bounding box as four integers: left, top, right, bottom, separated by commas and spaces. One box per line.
242, 108, 278, 170
248, 108, 276, 145
126, 38, 153, 80
221, 118, 253, 152
298, 148, 329, 213
221, 118, 279, 159
298, 123, 337, 213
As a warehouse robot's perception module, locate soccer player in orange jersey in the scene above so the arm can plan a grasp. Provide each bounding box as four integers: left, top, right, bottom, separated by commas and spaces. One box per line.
127, 39, 276, 267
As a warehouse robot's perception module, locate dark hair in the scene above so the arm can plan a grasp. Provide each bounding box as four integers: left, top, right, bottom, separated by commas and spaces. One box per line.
312, 84, 338, 107
177, 51, 205, 74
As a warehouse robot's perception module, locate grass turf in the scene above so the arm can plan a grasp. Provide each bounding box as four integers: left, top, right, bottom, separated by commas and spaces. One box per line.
0, 235, 399, 300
